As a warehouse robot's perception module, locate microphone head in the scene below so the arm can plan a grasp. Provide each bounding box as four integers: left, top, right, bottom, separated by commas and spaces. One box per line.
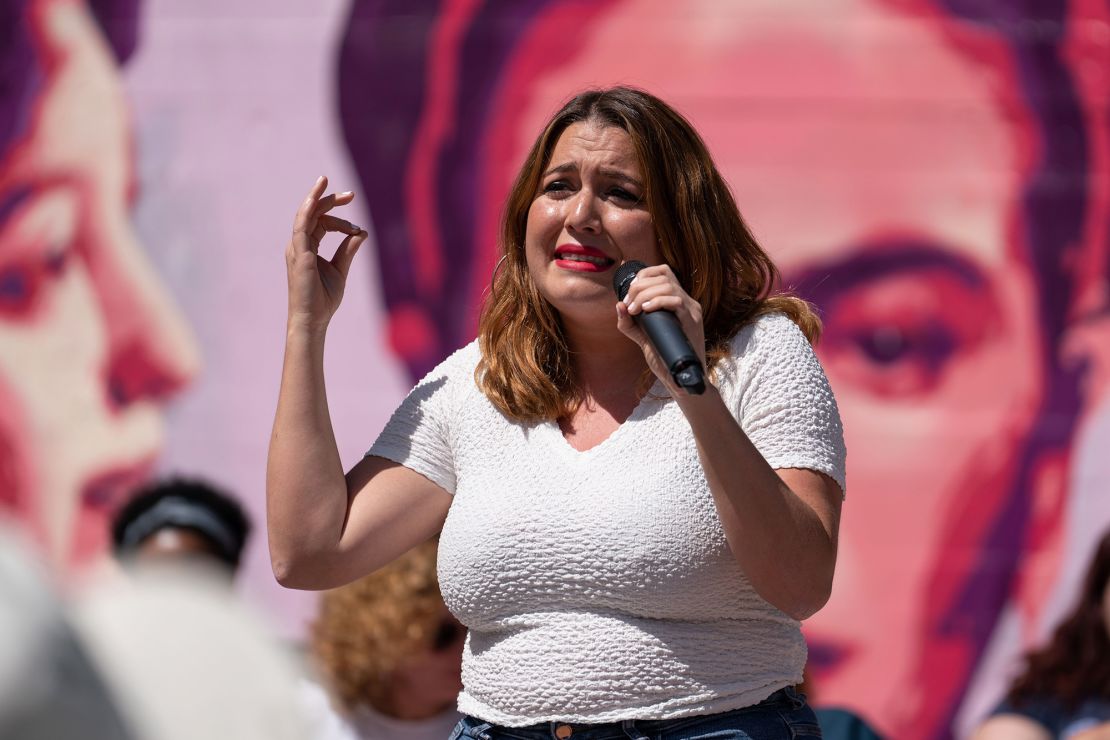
613, 260, 647, 301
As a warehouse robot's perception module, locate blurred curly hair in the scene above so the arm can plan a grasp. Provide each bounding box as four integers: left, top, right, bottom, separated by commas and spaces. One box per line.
309, 538, 447, 713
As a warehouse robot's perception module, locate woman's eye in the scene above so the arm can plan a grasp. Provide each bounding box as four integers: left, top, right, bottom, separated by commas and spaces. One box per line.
542, 180, 572, 197
607, 187, 639, 203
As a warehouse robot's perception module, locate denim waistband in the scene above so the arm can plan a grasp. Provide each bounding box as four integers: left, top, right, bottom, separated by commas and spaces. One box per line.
457, 687, 809, 740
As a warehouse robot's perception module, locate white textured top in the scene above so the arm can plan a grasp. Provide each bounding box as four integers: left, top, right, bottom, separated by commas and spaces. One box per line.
368, 313, 846, 726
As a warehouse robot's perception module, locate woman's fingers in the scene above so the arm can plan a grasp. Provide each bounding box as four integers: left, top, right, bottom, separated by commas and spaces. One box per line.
615, 301, 648, 347
318, 214, 362, 235
314, 190, 355, 216
291, 177, 362, 255
631, 293, 685, 314
624, 280, 692, 315
330, 230, 368, 279
293, 176, 329, 235
622, 267, 681, 304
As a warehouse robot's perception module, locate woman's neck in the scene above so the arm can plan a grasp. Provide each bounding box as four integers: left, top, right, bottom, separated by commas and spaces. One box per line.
562, 318, 648, 401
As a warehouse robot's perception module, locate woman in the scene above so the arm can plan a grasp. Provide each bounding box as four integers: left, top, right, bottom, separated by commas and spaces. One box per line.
302, 537, 464, 740
268, 87, 845, 737
972, 528, 1110, 739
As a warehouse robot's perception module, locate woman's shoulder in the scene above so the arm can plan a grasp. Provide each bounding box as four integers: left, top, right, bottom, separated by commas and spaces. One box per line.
415, 340, 482, 388
727, 312, 812, 361
714, 311, 826, 403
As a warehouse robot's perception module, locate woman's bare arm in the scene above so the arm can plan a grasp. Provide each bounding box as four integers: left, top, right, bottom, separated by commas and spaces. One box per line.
266, 177, 451, 590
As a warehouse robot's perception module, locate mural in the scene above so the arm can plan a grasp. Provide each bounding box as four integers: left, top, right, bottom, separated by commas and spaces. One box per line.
0, 0, 198, 569
1, 0, 1108, 737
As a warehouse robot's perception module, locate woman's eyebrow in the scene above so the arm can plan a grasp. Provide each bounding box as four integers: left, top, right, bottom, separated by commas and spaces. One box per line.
599, 168, 643, 188
542, 162, 577, 178
785, 240, 989, 308
541, 162, 643, 189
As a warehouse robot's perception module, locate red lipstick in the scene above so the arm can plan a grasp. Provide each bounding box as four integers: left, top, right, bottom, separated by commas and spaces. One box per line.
553, 244, 616, 273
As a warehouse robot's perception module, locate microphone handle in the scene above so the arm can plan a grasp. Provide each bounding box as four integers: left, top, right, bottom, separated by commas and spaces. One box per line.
638, 310, 706, 394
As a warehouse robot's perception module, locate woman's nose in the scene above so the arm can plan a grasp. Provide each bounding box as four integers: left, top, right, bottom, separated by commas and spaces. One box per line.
565, 189, 601, 234
90, 226, 200, 408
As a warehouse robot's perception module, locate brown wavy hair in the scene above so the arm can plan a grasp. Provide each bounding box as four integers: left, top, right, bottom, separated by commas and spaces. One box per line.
477, 86, 819, 422
309, 538, 449, 713
1006, 528, 1110, 709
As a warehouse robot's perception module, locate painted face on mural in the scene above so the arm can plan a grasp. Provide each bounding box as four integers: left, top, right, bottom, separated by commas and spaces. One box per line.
484, 0, 1047, 733
0, 0, 198, 569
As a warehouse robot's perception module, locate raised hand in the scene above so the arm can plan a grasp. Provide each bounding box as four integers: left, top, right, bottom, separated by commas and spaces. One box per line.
285, 176, 367, 329
615, 263, 707, 395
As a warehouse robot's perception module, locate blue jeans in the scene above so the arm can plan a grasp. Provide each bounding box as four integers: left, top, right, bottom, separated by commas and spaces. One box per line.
450, 687, 822, 740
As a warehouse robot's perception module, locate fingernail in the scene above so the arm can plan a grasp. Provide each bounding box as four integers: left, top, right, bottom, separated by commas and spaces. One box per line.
350, 224, 361, 232
341, 191, 354, 197
642, 300, 653, 309
623, 294, 632, 306
316, 175, 325, 183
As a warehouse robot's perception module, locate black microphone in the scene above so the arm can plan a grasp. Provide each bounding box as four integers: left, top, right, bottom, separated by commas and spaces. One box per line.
613, 261, 705, 394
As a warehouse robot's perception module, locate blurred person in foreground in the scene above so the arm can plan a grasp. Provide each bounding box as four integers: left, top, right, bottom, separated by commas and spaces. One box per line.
972, 528, 1110, 740
0, 0, 199, 571
0, 524, 135, 739
0, 495, 305, 740
270, 85, 845, 738
110, 476, 251, 578
301, 537, 464, 740
78, 476, 306, 739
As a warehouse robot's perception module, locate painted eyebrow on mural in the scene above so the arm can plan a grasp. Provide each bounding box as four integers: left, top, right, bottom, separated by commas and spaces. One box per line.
786, 240, 989, 309
0, 185, 34, 228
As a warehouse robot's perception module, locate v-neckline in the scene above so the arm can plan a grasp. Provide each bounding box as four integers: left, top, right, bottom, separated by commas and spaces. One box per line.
544, 378, 667, 462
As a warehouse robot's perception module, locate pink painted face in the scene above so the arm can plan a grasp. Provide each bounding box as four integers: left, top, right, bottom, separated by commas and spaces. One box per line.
0, 0, 198, 570
524, 121, 658, 329
487, 0, 1044, 734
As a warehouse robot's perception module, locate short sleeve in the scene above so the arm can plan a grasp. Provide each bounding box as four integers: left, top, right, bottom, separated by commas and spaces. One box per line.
729, 314, 847, 495
365, 344, 478, 495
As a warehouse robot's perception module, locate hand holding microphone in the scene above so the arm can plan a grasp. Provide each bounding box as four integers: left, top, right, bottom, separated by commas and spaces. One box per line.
614, 261, 706, 395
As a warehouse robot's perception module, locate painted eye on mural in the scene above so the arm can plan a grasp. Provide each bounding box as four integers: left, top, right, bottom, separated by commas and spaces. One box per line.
0, 188, 79, 320
798, 251, 996, 400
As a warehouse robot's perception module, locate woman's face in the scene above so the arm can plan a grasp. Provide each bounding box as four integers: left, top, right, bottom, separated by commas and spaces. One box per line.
490, 0, 1043, 732
0, 0, 199, 569
524, 121, 659, 329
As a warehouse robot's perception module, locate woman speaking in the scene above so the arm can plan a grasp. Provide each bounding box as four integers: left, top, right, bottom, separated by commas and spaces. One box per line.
268, 87, 846, 739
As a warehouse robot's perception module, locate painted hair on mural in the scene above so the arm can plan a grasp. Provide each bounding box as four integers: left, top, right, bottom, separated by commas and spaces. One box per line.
0, 0, 140, 162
